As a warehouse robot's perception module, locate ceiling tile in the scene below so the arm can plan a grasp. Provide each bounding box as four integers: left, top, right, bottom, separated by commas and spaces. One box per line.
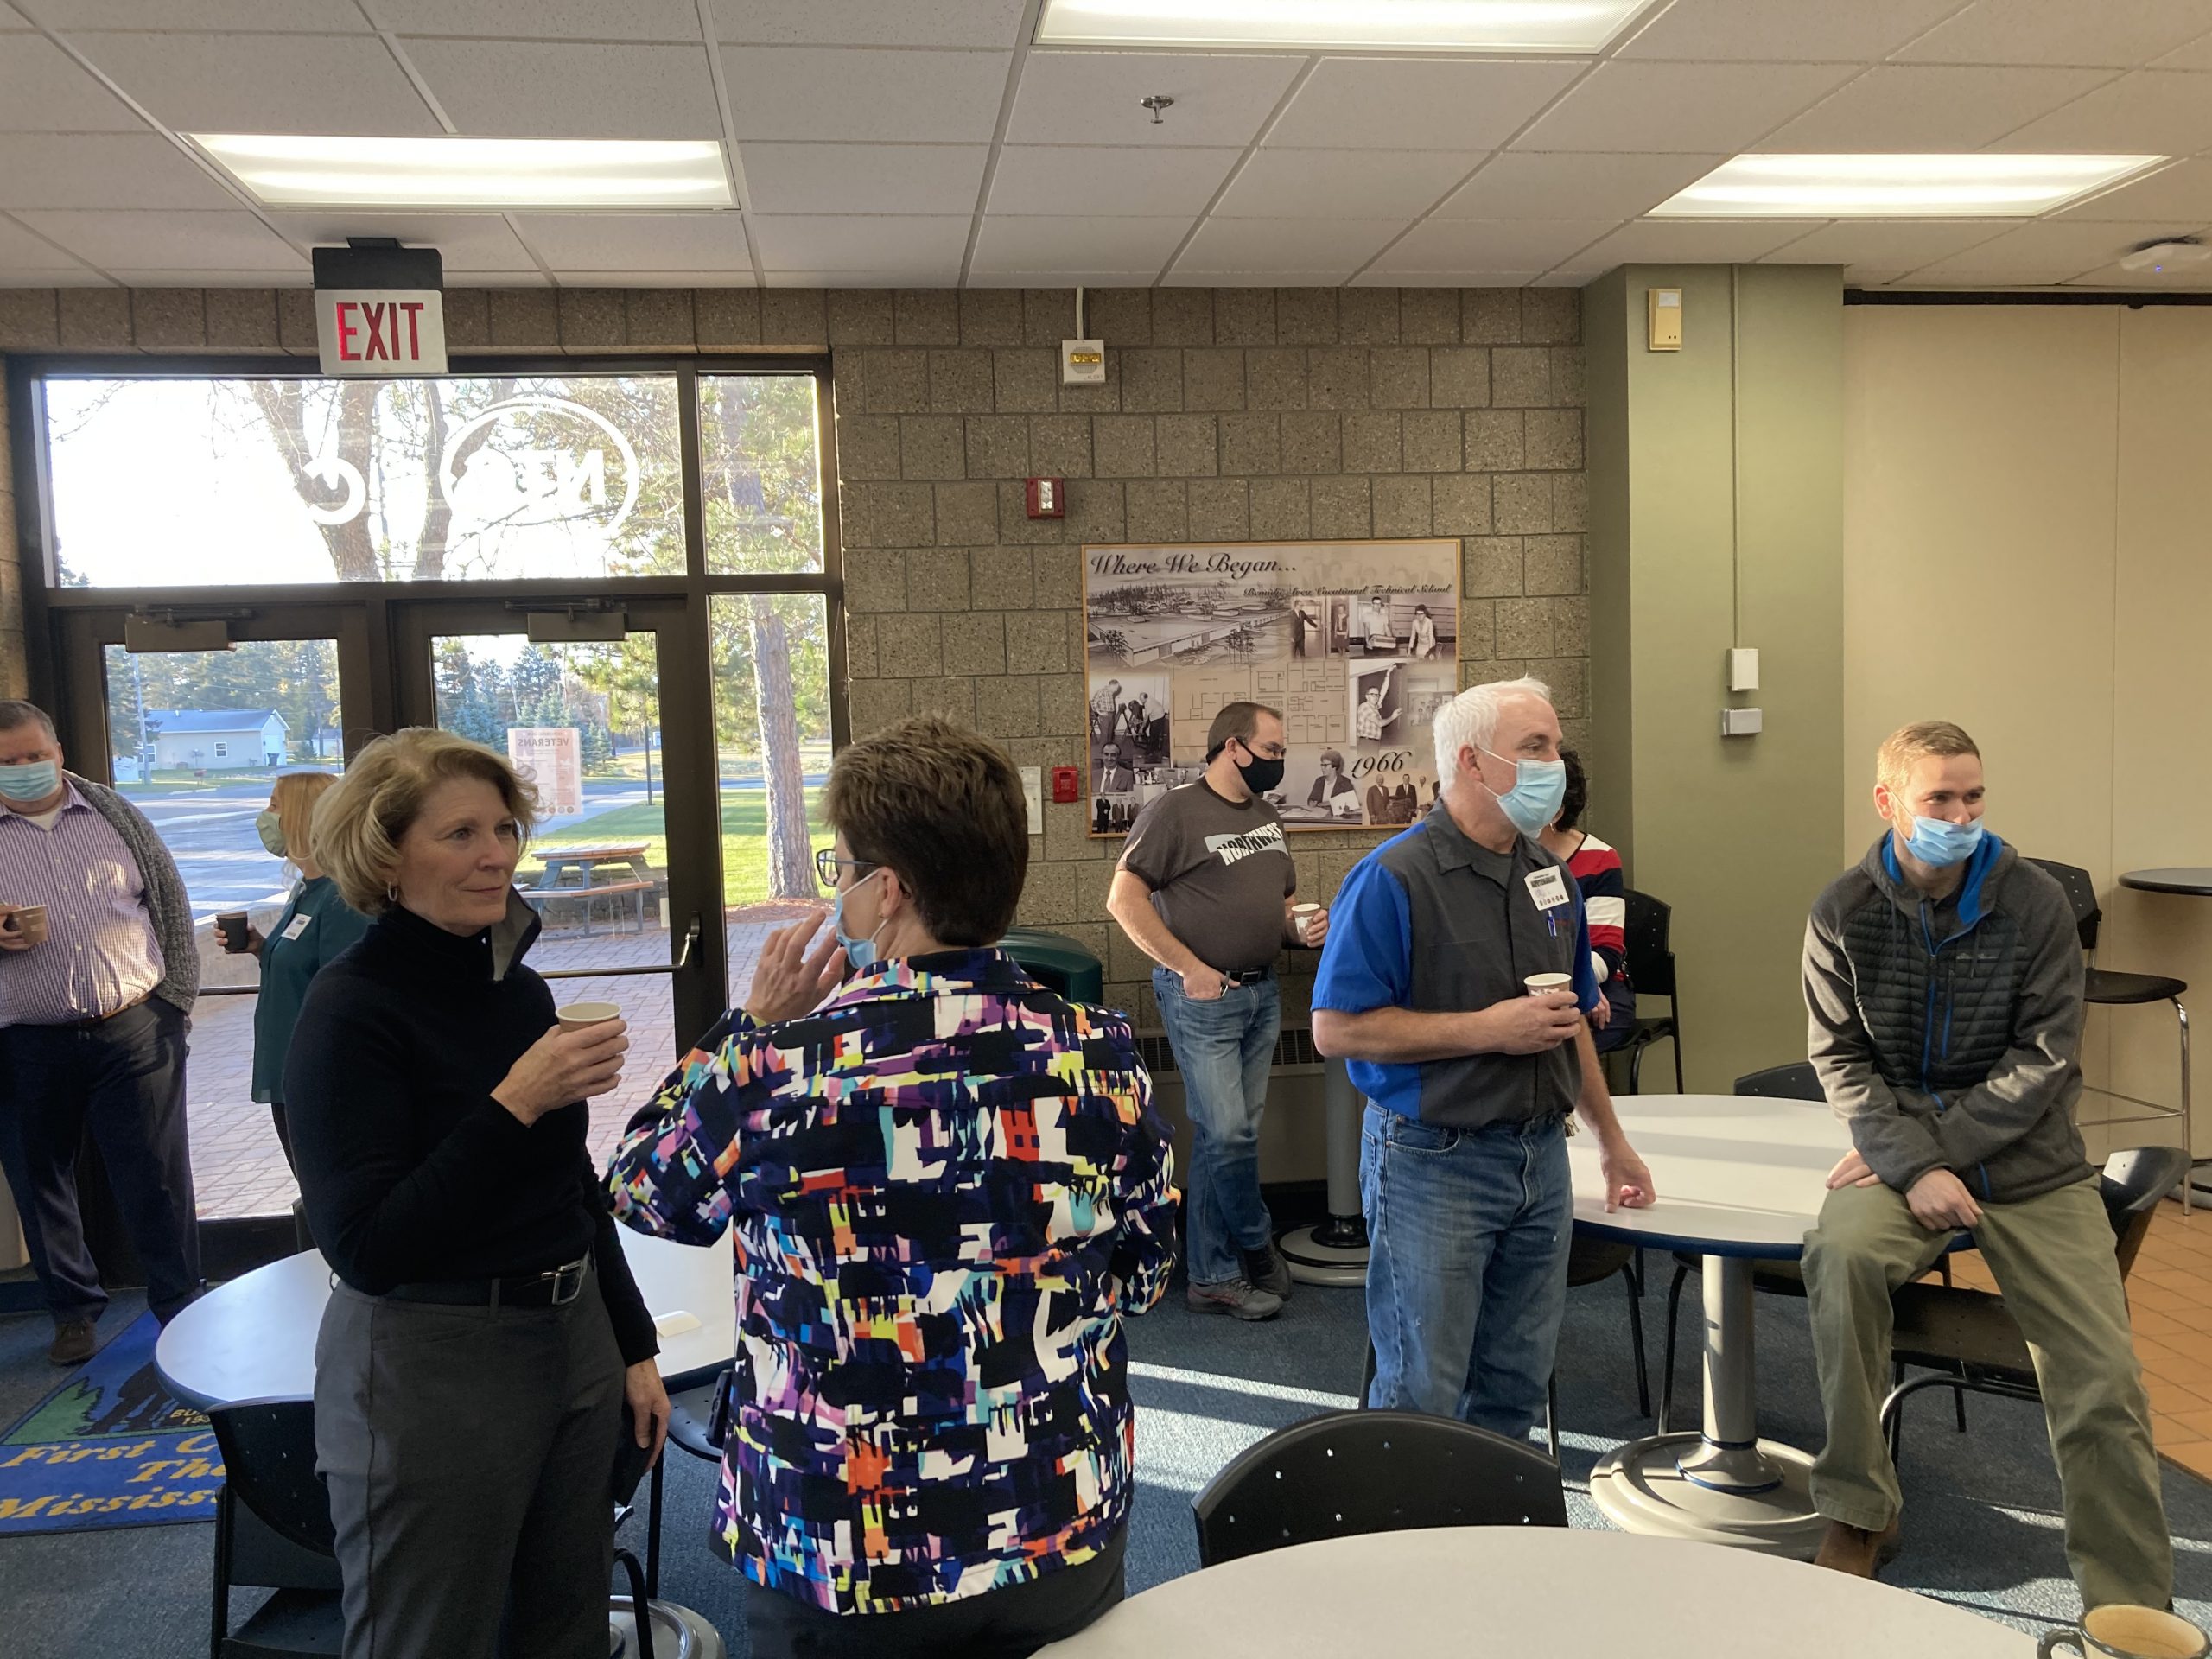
29, 0, 367, 27
2152, 31, 2212, 71
2063, 258, 2212, 289
763, 266, 957, 287
0, 134, 239, 209
1173, 216, 1408, 278
374, 0, 702, 38
0, 212, 97, 270
989, 147, 1239, 217
723, 47, 1011, 143
0, 36, 142, 130
1615, 0, 1965, 61
1350, 270, 1542, 287
1990, 71, 2212, 157
446, 269, 550, 286
969, 215, 1188, 273
713, 0, 1025, 47
405, 41, 723, 139
1755, 219, 2012, 269
72, 32, 440, 136
1365, 218, 1617, 275
968, 270, 1158, 287
510, 212, 753, 272
2055, 158, 2212, 223
1511, 61, 1859, 154
556, 270, 754, 286
1562, 218, 1828, 267
1908, 218, 2176, 279
0, 266, 116, 283
1213, 149, 1480, 219
16, 208, 307, 271
1005, 51, 1301, 148
1159, 270, 1349, 287
0, 4, 30, 24
1435, 151, 1722, 219
1265, 58, 1583, 151
265, 212, 541, 274
1897, 0, 2212, 68
743, 143, 988, 215
748, 213, 971, 270
1754, 65, 2113, 151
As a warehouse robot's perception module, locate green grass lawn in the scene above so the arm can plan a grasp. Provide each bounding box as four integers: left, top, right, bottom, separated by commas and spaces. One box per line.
532, 786, 830, 908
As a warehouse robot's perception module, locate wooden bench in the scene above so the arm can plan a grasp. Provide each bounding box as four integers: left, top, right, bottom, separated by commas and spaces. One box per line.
517, 879, 652, 937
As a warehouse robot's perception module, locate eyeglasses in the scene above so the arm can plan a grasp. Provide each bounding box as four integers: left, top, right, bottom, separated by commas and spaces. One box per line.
815, 849, 877, 889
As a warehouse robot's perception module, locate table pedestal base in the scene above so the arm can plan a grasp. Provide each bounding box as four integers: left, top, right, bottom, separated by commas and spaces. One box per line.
1590, 1433, 1825, 1557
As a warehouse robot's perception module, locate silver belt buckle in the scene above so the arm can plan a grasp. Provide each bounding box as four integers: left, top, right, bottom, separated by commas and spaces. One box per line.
547, 1257, 587, 1306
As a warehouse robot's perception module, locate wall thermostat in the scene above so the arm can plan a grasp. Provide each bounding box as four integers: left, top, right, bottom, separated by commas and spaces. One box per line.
1648, 287, 1682, 352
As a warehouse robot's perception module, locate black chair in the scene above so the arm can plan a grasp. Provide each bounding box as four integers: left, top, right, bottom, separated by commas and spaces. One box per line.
639, 1368, 733, 1597
2031, 860, 2191, 1166
1190, 1408, 1567, 1567
1882, 1145, 2187, 1463
207, 1400, 342, 1659
1620, 890, 1683, 1094
1552, 1232, 1649, 1452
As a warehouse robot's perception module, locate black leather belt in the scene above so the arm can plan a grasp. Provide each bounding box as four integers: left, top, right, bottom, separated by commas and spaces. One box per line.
1224, 967, 1273, 985
385, 1254, 590, 1309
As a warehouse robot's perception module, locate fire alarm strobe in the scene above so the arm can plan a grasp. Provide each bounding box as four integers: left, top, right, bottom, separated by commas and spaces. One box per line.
1060, 339, 1105, 386
1026, 477, 1067, 518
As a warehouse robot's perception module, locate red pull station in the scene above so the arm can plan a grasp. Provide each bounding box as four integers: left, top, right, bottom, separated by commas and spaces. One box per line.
1027, 477, 1066, 518
1051, 765, 1079, 804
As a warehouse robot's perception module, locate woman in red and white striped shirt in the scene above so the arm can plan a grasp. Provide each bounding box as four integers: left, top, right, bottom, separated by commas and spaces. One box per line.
1541, 749, 1634, 1052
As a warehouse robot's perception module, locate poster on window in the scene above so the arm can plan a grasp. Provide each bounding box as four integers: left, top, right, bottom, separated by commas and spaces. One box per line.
506, 727, 583, 818
1083, 539, 1459, 835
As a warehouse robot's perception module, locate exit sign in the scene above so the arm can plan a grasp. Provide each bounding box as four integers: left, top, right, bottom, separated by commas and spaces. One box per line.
315, 289, 448, 377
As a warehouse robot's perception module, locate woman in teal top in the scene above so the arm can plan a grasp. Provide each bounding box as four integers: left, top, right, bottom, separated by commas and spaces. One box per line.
233, 772, 371, 1173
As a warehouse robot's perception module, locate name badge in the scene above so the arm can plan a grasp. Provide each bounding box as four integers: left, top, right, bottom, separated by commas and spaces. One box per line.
1524, 867, 1570, 912
282, 914, 313, 941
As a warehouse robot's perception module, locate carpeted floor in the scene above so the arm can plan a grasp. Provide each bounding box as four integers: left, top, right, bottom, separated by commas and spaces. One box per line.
2, 1261, 2207, 1657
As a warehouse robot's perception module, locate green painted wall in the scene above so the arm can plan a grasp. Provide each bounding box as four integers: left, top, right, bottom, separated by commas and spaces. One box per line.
1585, 264, 1845, 1092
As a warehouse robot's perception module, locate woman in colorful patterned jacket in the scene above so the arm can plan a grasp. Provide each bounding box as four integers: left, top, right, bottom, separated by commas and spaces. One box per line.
609, 715, 1179, 1659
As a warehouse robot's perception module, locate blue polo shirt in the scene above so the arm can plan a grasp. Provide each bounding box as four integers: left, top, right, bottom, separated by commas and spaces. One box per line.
1314, 807, 1599, 1128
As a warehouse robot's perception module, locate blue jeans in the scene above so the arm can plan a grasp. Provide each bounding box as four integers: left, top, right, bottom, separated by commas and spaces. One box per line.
1154, 969, 1281, 1287
1359, 1105, 1571, 1440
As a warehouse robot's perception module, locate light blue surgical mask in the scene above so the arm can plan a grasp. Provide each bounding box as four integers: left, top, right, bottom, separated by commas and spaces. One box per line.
0, 760, 60, 804
255, 810, 289, 859
1477, 746, 1567, 840
1904, 815, 1984, 869
830, 868, 886, 974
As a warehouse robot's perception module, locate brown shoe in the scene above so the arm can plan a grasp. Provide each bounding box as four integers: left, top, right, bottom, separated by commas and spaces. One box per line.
1814, 1518, 1902, 1577
47, 1318, 96, 1368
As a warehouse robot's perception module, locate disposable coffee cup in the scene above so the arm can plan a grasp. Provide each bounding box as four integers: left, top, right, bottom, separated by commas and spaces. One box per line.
5, 905, 47, 947
1292, 902, 1323, 944
2041, 1606, 2211, 1659
214, 911, 251, 953
556, 1000, 622, 1033
1523, 972, 1573, 998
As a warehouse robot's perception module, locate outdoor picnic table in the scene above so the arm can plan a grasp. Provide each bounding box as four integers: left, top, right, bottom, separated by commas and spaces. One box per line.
532, 843, 656, 888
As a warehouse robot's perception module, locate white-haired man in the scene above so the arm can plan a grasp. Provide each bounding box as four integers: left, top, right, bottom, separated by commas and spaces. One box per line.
1313, 677, 1654, 1434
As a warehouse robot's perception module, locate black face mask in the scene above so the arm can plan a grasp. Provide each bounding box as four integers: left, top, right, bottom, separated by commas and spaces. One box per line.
1238, 751, 1286, 794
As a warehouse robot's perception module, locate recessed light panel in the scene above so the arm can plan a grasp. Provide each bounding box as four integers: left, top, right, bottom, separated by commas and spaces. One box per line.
189, 135, 734, 212
1649, 154, 2164, 219
1036, 0, 1649, 54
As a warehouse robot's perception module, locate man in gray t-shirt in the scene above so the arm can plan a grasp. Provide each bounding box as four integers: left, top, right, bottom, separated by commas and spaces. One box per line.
1107, 701, 1330, 1321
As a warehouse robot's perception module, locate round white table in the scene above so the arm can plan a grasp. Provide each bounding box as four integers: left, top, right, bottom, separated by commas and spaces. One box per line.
1035, 1529, 2031, 1657
155, 1228, 737, 1408
1567, 1093, 1891, 1556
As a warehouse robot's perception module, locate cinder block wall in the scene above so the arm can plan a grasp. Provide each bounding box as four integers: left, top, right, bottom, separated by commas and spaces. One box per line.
0, 282, 1589, 1025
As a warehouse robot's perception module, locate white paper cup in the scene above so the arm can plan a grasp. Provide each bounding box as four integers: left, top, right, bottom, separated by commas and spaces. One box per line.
6, 904, 48, 947
1523, 972, 1573, 998
556, 1000, 622, 1033
1292, 902, 1323, 943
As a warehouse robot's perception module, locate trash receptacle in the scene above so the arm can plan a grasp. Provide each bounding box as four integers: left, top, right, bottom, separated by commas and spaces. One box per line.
1001, 928, 1104, 1003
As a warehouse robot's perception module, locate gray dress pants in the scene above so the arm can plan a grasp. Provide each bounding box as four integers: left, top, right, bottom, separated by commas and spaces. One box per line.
314, 1263, 627, 1659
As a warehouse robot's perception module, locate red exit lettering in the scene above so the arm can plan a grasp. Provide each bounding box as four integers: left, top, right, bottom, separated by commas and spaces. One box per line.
334, 301, 360, 361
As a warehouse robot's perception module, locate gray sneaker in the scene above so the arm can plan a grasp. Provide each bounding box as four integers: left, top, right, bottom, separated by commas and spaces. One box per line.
1186, 1277, 1285, 1321
1243, 1243, 1294, 1300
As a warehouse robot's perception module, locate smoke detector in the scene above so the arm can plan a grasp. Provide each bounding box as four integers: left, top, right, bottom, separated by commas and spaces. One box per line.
2119, 237, 2212, 275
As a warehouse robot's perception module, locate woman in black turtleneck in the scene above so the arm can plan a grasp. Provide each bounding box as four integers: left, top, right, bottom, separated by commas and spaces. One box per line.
284, 728, 670, 1659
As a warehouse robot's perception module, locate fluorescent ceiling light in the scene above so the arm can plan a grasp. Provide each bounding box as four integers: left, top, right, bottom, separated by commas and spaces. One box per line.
1036, 0, 1649, 53
1649, 154, 2164, 219
188, 135, 734, 211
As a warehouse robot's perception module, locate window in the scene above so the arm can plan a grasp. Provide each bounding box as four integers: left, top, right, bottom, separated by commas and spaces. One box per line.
700, 373, 823, 575
213, 741, 229, 758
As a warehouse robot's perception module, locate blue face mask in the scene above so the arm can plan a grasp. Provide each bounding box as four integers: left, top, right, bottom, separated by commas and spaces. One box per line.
0, 760, 60, 804
1904, 815, 1984, 869
1477, 746, 1567, 840
830, 868, 885, 973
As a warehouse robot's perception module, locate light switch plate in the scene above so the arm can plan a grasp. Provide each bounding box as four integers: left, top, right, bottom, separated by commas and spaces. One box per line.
1720, 707, 1764, 737
1728, 646, 1759, 691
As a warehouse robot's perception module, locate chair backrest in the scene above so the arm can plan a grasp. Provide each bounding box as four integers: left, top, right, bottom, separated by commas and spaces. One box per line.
1623, 890, 1675, 999
2029, 858, 2102, 952
209, 1398, 337, 1557
1190, 1409, 1567, 1568
2101, 1147, 2190, 1278
1733, 1063, 1823, 1102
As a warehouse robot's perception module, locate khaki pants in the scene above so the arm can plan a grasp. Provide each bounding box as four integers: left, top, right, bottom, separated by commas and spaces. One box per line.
1802, 1176, 2171, 1610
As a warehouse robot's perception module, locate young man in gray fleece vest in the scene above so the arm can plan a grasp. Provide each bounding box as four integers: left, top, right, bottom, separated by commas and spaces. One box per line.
1802, 720, 2168, 1607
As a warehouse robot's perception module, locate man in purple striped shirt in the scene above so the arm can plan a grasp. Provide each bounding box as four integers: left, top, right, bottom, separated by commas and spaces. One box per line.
0, 700, 201, 1366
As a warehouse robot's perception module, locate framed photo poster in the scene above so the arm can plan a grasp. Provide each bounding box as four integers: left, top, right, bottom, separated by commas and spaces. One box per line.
1083, 538, 1460, 836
